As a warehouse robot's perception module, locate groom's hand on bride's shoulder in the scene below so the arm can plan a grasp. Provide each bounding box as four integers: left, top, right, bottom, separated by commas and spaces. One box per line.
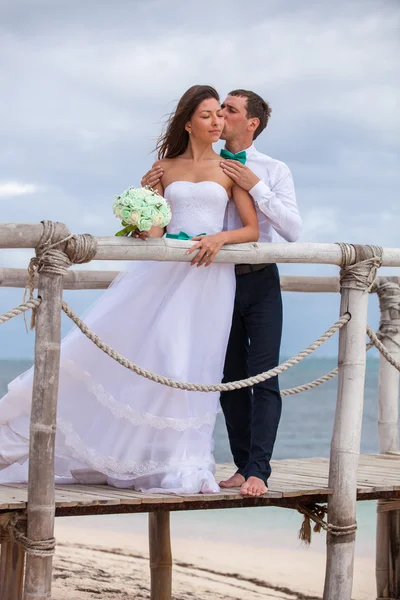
220, 159, 260, 191
141, 165, 164, 188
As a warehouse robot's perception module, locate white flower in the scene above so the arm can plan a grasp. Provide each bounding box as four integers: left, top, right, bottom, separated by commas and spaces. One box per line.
129, 211, 140, 226
112, 186, 172, 235
152, 212, 164, 227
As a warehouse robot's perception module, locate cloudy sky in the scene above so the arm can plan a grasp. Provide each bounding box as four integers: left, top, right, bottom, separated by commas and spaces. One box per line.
0, 0, 399, 358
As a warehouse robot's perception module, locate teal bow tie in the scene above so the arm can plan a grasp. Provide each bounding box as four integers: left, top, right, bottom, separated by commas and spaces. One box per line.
165, 231, 206, 240
220, 149, 247, 165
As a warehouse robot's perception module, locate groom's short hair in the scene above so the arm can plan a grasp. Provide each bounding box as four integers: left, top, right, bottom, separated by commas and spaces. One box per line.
228, 89, 271, 140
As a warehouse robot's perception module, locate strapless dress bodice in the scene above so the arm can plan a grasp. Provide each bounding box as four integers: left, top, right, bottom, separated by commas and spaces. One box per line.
164, 181, 229, 236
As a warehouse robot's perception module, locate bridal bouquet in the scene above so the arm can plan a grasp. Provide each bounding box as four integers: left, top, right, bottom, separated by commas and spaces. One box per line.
112, 186, 172, 236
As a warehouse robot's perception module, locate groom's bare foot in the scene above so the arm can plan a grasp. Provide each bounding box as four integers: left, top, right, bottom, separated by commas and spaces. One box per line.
219, 473, 245, 488
240, 476, 268, 497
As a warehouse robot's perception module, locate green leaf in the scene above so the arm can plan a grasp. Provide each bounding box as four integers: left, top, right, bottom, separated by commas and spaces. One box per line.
115, 225, 135, 236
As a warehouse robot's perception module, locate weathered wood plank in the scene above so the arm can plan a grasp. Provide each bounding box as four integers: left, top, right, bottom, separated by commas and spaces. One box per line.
2, 224, 400, 266
0, 455, 398, 515
0, 267, 345, 294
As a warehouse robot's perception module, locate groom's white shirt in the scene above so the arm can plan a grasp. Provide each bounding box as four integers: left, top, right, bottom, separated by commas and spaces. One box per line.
224, 144, 301, 243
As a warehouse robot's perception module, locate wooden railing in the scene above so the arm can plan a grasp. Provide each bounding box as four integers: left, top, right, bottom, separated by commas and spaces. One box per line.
0, 222, 399, 600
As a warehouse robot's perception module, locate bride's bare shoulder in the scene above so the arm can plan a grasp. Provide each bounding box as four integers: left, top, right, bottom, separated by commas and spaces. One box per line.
152, 158, 174, 170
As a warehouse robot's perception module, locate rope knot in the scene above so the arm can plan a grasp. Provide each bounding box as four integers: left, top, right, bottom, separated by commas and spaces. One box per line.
372, 277, 400, 351
25, 220, 98, 328
296, 503, 357, 545
0, 511, 19, 544
0, 512, 56, 557
336, 243, 383, 292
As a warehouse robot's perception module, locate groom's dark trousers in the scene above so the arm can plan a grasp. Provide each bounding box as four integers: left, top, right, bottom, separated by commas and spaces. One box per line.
220, 262, 283, 486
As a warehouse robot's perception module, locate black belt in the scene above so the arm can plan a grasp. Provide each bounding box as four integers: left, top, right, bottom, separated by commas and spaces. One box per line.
235, 263, 269, 275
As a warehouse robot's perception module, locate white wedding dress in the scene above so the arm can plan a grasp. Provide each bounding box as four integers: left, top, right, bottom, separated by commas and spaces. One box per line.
0, 181, 236, 494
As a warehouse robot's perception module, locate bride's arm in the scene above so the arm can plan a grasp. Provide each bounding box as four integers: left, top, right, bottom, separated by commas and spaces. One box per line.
187, 185, 259, 267
228, 184, 259, 243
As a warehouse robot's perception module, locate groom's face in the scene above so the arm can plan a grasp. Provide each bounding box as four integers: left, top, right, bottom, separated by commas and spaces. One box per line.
220, 95, 250, 141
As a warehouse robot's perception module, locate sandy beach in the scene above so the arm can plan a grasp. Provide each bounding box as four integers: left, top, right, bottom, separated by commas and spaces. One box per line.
53, 516, 375, 600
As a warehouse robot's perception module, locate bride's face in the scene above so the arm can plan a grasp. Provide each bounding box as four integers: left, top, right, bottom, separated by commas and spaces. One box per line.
185, 98, 224, 143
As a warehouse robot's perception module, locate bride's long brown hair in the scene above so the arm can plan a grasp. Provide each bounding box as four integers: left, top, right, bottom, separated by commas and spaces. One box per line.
156, 85, 220, 159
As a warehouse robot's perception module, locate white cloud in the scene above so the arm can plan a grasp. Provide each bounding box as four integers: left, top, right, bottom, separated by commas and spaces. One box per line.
301, 208, 339, 241
1, 5, 398, 146
0, 182, 38, 197
0, 0, 398, 358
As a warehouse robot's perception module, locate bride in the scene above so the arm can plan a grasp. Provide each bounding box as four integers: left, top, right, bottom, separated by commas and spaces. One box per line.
0, 85, 259, 494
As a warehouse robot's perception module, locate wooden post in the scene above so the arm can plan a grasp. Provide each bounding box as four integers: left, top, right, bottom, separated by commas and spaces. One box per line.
389, 513, 400, 597
323, 248, 373, 600
148, 512, 172, 600
23, 228, 68, 599
0, 542, 25, 600
377, 514, 391, 600
375, 277, 400, 599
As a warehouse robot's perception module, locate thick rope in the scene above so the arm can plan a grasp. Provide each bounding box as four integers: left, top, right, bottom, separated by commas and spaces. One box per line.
284, 272, 397, 395
0, 512, 55, 557
296, 503, 357, 545
337, 243, 383, 291
367, 279, 400, 371
25, 220, 97, 328
282, 341, 375, 396
367, 326, 400, 372
281, 369, 339, 396
0, 299, 41, 325
0, 298, 348, 393
0, 300, 378, 396
2, 300, 400, 392
0, 299, 353, 394
62, 301, 350, 392
372, 278, 400, 350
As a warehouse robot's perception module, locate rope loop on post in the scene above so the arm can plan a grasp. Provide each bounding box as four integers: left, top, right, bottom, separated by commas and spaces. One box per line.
336, 243, 383, 292
24, 220, 97, 328
0, 512, 56, 557
296, 503, 357, 545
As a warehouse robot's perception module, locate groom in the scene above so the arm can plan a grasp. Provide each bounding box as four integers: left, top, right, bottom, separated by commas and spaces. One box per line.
218, 90, 301, 497
141, 89, 301, 497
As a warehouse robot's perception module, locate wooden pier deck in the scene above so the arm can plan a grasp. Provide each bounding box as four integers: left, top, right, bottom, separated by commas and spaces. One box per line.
1, 453, 399, 517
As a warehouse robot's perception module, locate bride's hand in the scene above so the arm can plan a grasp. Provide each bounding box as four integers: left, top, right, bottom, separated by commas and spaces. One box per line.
186, 233, 227, 267
132, 226, 165, 241
132, 231, 149, 241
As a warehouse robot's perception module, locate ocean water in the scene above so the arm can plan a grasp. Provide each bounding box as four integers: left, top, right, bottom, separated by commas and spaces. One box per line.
0, 357, 396, 557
